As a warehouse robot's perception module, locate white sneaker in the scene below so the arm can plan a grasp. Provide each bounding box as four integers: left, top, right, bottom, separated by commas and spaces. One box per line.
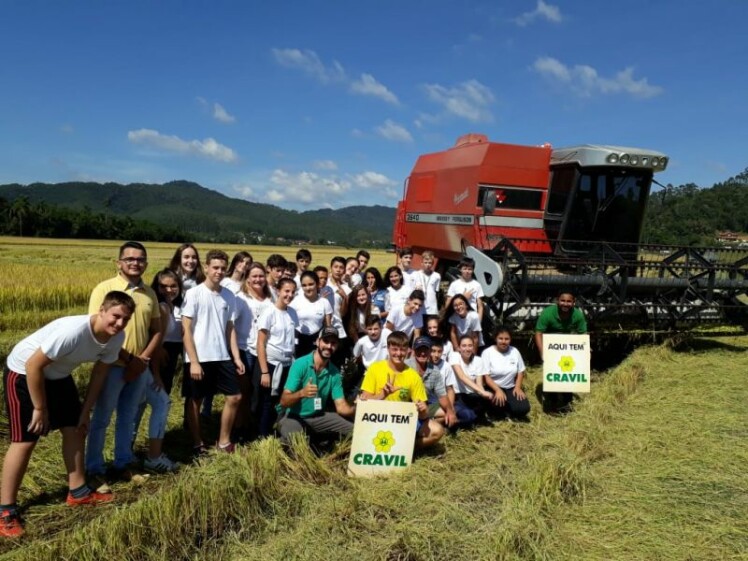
144, 454, 179, 473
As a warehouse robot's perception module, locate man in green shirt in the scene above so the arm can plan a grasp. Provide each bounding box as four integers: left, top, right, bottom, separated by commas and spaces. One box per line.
534, 290, 587, 413
277, 327, 355, 446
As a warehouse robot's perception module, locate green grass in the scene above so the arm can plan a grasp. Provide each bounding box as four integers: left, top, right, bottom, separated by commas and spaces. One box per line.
2, 337, 746, 560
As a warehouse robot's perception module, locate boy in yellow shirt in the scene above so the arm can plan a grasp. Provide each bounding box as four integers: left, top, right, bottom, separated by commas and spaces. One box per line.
360, 331, 444, 448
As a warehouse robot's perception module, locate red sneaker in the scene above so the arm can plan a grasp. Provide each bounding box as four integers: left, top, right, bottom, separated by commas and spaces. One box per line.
0, 510, 24, 538
66, 490, 114, 506
216, 442, 236, 453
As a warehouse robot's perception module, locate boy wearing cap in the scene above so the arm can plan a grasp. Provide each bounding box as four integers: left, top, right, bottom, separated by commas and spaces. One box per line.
1, 291, 135, 538
360, 331, 444, 449
406, 337, 458, 428
277, 328, 355, 446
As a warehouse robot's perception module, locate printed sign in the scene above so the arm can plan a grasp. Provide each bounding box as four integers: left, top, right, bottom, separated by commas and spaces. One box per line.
347, 400, 418, 477
542, 334, 591, 393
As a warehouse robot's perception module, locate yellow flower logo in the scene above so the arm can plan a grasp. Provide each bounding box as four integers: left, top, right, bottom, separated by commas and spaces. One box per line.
372, 430, 396, 453
558, 356, 575, 372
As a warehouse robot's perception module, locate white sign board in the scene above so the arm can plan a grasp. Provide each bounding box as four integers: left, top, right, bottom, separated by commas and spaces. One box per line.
542, 334, 591, 393
347, 400, 418, 478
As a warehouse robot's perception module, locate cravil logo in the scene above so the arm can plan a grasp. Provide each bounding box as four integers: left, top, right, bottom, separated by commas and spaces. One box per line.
372, 430, 395, 453
558, 356, 575, 372
453, 188, 469, 206
351, 430, 408, 467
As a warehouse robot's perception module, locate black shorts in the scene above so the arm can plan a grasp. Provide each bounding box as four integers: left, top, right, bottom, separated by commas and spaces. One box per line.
183, 360, 241, 400
3, 369, 81, 443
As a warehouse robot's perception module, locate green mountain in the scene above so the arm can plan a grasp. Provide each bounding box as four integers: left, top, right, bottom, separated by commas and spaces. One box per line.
0, 181, 397, 246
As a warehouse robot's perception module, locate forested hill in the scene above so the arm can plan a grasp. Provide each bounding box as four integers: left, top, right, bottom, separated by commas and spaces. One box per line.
641, 168, 748, 245
0, 181, 396, 246
0, 169, 746, 246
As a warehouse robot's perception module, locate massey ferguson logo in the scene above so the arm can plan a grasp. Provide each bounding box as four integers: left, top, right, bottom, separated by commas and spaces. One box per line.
453, 188, 469, 206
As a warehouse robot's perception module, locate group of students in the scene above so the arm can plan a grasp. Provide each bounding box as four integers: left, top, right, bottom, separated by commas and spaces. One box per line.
0, 241, 587, 538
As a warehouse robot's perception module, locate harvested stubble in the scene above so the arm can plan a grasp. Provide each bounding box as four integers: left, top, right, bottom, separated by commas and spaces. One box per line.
6, 339, 745, 561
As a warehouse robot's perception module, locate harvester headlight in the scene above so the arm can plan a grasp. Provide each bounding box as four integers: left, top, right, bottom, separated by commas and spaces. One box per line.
650, 157, 660, 167
629, 155, 639, 165
606, 153, 620, 164
641, 156, 648, 166
620, 153, 630, 164
659, 157, 668, 169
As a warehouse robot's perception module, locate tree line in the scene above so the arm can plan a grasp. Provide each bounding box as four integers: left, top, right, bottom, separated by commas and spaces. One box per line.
641, 168, 748, 245
0, 196, 187, 242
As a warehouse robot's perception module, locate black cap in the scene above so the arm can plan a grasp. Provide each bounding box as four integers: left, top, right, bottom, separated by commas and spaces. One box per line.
319, 327, 340, 341
413, 336, 432, 350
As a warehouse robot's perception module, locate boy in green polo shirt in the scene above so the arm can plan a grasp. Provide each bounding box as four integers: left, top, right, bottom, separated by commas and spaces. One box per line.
277, 327, 355, 447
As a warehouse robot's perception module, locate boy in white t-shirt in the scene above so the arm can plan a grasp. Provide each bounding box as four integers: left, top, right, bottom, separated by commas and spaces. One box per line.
398, 247, 420, 293
353, 315, 391, 369
182, 250, 245, 456
0, 291, 135, 538
418, 251, 441, 315
385, 289, 424, 341
446, 257, 485, 320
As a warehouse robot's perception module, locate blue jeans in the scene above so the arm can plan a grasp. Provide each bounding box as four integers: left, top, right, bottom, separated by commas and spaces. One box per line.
133, 370, 171, 441
86, 365, 149, 474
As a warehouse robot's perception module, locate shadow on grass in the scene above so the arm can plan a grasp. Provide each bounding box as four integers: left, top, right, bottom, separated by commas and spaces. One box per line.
669, 337, 747, 354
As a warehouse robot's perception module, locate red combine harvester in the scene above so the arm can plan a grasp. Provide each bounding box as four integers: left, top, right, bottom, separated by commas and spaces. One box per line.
393, 134, 748, 332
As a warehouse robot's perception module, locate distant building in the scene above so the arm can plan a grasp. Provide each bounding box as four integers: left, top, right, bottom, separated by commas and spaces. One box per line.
716, 231, 739, 243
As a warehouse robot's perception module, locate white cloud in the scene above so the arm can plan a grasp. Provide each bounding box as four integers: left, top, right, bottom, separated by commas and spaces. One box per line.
313, 160, 338, 170
532, 57, 663, 98
375, 119, 413, 143
232, 184, 255, 199
271, 48, 346, 83
351, 128, 365, 138
59, 124, 74, 134
423, 80, 495, 123
213, 103, 236, 124
273, 48, 400, 106
127, 128, 238, 163
515, 0, 563, 26
265, 169, 351, 205
350, 73, 399, 105
352, 171, 397, 189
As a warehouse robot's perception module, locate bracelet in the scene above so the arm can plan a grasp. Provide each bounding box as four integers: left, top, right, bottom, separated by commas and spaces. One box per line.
262, 371, 269, 375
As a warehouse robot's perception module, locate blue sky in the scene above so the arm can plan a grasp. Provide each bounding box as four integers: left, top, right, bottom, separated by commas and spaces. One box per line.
1, 1, 746, 210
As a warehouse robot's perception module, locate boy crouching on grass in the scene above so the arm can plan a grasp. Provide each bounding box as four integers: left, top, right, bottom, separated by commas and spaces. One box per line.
359, 331, 444, 449
0, 291, 135, 538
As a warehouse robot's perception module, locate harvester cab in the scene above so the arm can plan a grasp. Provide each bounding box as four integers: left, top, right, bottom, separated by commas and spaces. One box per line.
393, 134, 748, 332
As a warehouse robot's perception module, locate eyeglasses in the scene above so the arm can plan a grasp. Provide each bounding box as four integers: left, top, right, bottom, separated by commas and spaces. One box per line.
120, 257, 147, 264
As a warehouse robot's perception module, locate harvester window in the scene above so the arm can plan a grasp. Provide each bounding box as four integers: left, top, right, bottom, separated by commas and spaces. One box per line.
546, 167, 576, 215
477, 185, 543, 211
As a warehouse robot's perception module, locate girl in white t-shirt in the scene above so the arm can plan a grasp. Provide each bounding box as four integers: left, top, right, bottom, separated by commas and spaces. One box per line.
344, 284, 381, 344
134, 268, 182, 473
448, 335, 493, 423
254, 278, 299, 438
384, 266, 409, 314
480, 326, 530, 419
444, 294, 483, 350
234, 262, 274, 440
168, 243, 205, 292
426, 315, 453, 357
290, 270, 332, 357
221, 251, 253, 295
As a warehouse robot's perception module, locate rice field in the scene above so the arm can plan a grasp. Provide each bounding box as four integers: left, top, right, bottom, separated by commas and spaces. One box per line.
0, 236, 395, 334
0, 236, 746, 560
